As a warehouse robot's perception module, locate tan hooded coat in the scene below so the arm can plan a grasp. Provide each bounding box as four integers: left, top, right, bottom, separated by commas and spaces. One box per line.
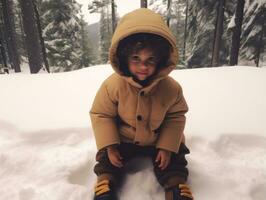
90, 8, 188, 153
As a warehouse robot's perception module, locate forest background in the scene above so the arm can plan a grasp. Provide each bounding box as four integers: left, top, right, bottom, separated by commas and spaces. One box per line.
0, 0, 265, 74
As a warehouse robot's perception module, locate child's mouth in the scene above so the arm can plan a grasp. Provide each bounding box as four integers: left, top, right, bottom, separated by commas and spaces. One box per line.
137, 72, 148, 76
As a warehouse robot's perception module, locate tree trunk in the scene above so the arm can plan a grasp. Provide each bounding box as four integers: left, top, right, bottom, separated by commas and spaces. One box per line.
229, 0, 245, 66
255, 9, 265, 67
211, 0, 225, 67
167, 0, 171, 27
141, 0, 147, 8
111, 0, 117, 33
0, 36, 9, 73
1, 0, 21, 72
183, 0, 188, 61
106, 2, 110, 34
32, 0, 49, 72
20, 0, 42, 73
17, 9, 27, 55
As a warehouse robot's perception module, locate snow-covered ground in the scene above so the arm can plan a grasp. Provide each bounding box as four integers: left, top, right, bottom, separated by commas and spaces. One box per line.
0, 65, 266, 200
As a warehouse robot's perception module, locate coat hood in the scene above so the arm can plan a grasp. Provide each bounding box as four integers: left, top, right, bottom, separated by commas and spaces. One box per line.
109, 8, 179, 81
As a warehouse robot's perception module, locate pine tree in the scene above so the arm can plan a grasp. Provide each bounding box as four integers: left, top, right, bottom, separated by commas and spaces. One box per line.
185, 0, 238, 68
239, 0, 266, 66
219, 0, 237, 66
0, 1, 8, 72
185, 0, 218, 68
166, 0, 171, 26
149, 0, 167, 20
140, 0, 265, 68
80, 15, 93, 67
0, 36, 8, 73
40, 0, 83, 72
183, 0, 189, 61
12, 0, 26, 60
211, 0, 226, 67
88, 0, 116, 63
172, 0, 187, 64
99, 5, 112, 63
111, 0, 117, 33
229, 0, 245, 66
150, 0, 187, 65
33, 0, 49, 72
1, 0, 21, 72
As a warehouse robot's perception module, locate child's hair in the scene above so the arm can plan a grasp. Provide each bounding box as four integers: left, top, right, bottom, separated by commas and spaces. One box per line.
117, 33, 172, 76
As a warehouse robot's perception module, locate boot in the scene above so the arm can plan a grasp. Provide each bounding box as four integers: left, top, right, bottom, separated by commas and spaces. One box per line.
94, 179, 117, 200
165, 184, 193, 200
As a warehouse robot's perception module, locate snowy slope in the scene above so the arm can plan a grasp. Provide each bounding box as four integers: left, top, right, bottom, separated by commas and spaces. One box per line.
0, 65, 266, 200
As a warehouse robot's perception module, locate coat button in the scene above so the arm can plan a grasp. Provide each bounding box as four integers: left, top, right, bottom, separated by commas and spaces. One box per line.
137, 115, 142, 121
140, 91, 145, 96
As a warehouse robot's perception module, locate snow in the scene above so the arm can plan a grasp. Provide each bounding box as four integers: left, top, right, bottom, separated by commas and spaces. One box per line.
228, 14, 235, 29
42, 22, 54, 37
59, 22, 68, 31
1, 65, 266, 200
45, 39, 63, 47
68, 17, 79, 27
247, 25, 261, 40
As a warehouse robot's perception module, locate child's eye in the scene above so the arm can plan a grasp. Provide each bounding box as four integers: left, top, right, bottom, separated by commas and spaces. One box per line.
146, 58, 157, 65
130, 56, 140, 63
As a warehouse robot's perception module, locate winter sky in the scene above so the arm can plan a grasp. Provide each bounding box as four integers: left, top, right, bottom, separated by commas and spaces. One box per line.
76, 0, 140, 24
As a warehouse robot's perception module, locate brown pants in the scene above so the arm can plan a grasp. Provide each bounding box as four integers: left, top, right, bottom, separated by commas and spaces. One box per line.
94, 143, 190, 187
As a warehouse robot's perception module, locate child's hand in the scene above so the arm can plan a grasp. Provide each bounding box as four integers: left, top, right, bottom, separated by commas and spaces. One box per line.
155, 149, 172, 170
107, 145, 123, 168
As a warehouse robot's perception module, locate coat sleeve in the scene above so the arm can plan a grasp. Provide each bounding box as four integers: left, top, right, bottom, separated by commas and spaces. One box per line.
156, 85, 188, 153
90, 82, 120, 150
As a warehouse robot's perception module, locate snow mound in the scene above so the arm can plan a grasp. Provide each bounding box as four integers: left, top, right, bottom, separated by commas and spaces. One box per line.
0, 65, 266, 200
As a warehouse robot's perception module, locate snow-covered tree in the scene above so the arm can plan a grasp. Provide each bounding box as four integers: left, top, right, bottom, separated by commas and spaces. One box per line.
185, 0, 218, 68
149, 0, 187, 64
229, 0, 245, 66
80, 15, 93, 67
88, 0, 117, 63
111, 0, 117, 33
172, 0, 187, 63
183, 0, 189, 61
0, 35, 9, 73
185, 0, 244, 68
239, 0, 266, 66
12, 0, 27, 59
40, 0, 83, 72
211, 0, 226, 67
33, 0, 50, 72
99, 4, 112, 63
1, 0, 21, 72
149, 0, 168, 20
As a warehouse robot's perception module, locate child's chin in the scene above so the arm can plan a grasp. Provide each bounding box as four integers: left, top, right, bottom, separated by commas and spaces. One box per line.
136, 75, 149, 81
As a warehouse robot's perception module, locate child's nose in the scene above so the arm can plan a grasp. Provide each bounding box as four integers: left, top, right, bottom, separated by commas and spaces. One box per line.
139, 62, 149, 68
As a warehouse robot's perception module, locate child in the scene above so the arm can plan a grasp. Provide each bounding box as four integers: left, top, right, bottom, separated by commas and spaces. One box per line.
90, 8, 193, 200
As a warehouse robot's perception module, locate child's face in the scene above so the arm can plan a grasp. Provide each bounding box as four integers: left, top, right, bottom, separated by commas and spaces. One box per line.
128, 48, 158, 81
